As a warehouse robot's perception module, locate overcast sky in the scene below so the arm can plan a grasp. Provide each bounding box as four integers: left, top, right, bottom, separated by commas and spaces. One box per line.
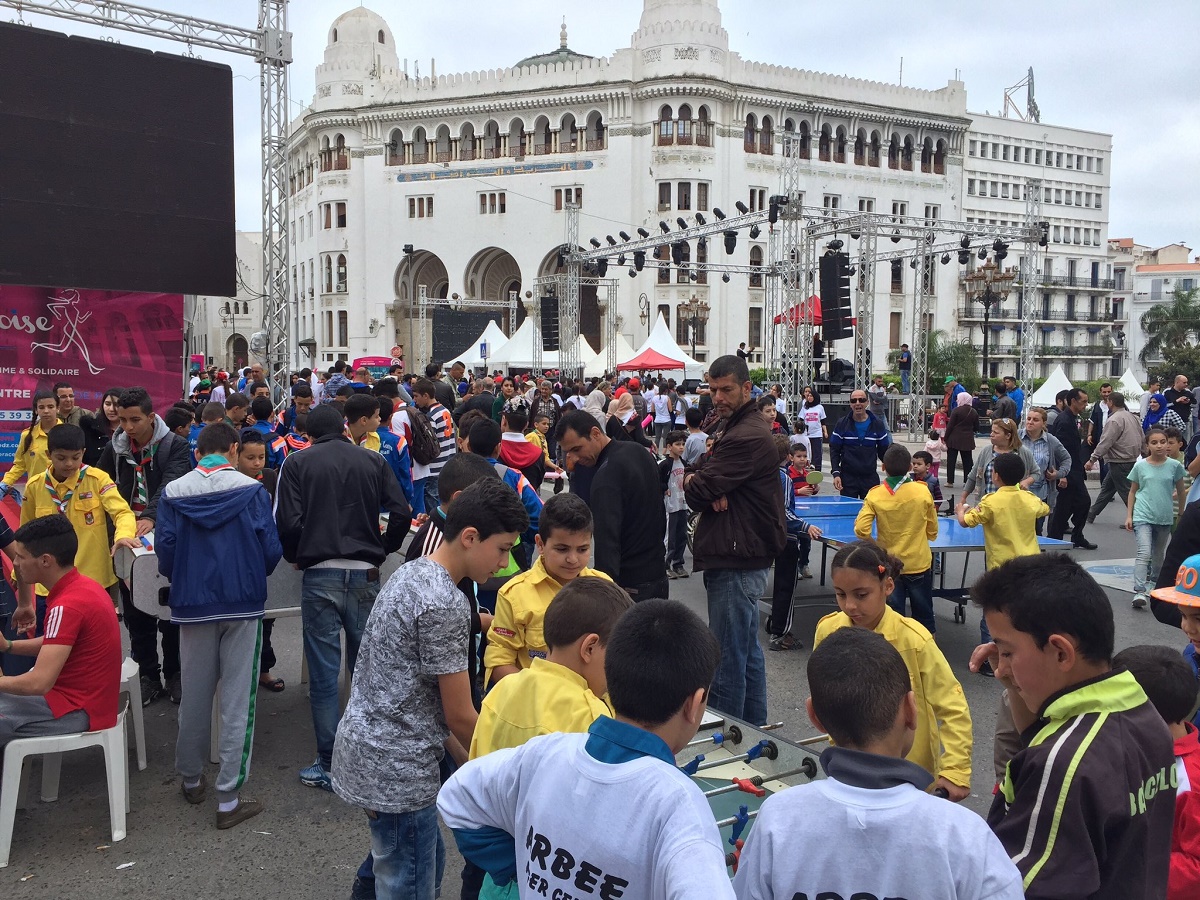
12, 0, 1198, 251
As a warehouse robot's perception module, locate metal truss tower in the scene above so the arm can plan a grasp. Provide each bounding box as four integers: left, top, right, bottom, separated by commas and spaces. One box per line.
853, 224, 879, 391
908, 231, 933, 431
777, 131, 806, 411
560, 203, 583, 380
2, 0, 295, 406
1019, 178, 1045, 414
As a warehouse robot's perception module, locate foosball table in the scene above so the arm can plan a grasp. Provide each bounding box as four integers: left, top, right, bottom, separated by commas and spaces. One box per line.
680, 709, 827, 874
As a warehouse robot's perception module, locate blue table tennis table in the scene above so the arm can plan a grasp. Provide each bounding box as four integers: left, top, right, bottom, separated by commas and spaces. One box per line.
792, 514, 1073, 624
793, 495, 863, 519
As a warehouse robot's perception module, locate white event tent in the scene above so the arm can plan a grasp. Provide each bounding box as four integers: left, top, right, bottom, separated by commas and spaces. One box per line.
1116, 367, 1146, 403
443, 320, 510, 370
1029, 365, 1073, 407
617, 314, 705, 380
583, 333, 638, 378
485, 319, 596, 372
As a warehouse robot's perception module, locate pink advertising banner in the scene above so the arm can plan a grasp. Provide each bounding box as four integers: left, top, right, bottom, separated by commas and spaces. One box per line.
0, 285, 184, 473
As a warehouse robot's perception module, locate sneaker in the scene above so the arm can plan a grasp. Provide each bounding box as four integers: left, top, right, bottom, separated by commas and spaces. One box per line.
140, 675, 165, 707
300, 759, 333, 791
667, 568, 679, 580
168, 673, 183, 704
181, 773, 207, 805
350, 876, 377, 900
768, 634, 796, 652
216, 797, 264, 830
1132, 593, 1148, 610
673, 566, 689, 579
799, 566, 813, 579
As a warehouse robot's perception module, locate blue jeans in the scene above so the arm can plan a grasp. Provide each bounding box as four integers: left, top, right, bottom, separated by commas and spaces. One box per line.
366, 803, 444, 900
900, 369, 910, 394
422, 479, 440, 517
704, 567, 769, 725
301, 568, 380, 767
1133, 523, 1173, 595
887, 569, 935, 635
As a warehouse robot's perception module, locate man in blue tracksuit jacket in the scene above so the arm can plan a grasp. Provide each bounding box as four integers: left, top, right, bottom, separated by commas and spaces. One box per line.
376, 398, 416, 510
828, 388, 893, 499
248, 397, 288, 471
156, 421, 282, 830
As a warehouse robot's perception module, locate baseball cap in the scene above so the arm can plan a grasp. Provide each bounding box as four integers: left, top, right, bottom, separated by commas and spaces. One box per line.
944, 376, 957, 385
628, 377, 641, 390
1150, 553, 1200, 608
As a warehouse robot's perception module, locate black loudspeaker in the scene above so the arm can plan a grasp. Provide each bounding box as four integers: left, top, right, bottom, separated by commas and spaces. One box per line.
540, 295, 560, 352
818, 252, 853, 342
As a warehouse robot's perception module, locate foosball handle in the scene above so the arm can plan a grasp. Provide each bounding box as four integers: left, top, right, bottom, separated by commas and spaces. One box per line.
732, 776, 766, 798
744, 739, 776, 762
724, 839, 745, 873
729, 804, 750, 845
681, 754, 705, 776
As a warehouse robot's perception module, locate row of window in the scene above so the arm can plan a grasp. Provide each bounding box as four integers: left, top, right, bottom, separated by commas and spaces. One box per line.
657, 181, 711, 212
968, 140, 1104, 174
967, 179, 1104, 209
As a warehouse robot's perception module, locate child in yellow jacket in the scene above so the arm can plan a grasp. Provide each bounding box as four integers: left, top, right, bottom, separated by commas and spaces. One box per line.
21, 424, 139, 594
813, 539, 972, 801
1, 390, 59, 498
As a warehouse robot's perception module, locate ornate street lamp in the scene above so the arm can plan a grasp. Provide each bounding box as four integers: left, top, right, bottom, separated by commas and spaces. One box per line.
962, 258, 1015, 382
638, 292, 651, 334
680, 295, 710, 359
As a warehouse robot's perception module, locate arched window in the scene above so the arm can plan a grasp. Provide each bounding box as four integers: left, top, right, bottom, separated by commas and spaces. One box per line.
677, 105, 693, 145
336, 254, 347, 293
482, 120, 500, 159
459, 122, 476, 161
324, 256, 333, 293
412, 127, 428, 163
901, 136, 914, 171
744, 114, 758, 153
560, 113, 577, 152
934, 139, 947, 175
697, 106, 712, 147
435, 125, 452, 162
658, 105, 674, 146
869, 131, 881, 167
586, 111, 605, 150
696, 239, 708, 285
798, 121, 811, 159
332, 28, 337, 42
835, 126, 847, 163
819, 124, 831, 162
377, 29, 385, 44
508, 118, 526, 157
920, 137, 933, 173
533, 116, 551, 155
854, 129, 866, 166
887, 133, 900, 170
387, 128, 403, 166
334, 133, 348, 170
759, 116, 774, 155
749, 245, 764, 288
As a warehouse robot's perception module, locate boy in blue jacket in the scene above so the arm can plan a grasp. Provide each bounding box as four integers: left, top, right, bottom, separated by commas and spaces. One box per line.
157, 422, 283, 831
376, 397, 416, 511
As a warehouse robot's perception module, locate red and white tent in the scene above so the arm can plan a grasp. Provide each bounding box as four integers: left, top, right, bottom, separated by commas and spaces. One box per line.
617, 314, 704, 378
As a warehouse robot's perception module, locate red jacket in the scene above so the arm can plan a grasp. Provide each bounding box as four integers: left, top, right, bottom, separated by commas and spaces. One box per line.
1172, 725, 1200, 899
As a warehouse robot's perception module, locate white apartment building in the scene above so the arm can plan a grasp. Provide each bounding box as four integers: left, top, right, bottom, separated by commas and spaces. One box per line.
1113, 240, 1199, 380
186, 231, 263, 373
960, 115, 1118, 382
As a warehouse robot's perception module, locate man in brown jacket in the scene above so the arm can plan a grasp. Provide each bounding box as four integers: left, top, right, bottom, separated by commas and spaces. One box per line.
684, 355, 786, 725
1085, 392, 1144, 522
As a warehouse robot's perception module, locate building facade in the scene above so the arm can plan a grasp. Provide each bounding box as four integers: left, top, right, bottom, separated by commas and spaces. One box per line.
187, 231, 263, 373
225, 0, 1117, 387
1113, 240, 1199, 379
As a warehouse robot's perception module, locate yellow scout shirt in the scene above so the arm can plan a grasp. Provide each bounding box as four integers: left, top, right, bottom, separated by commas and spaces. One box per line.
2, 423, 51, 487
469, 657, 612, 759
814, 605, 973, 788
21, 465, 136, 590
854, 479, 938, 575
484, 557, 611, 683
961, 484, 1050, 569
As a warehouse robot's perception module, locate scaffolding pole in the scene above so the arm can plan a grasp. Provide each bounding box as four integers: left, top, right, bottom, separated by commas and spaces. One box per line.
1019, 179, 1045, 416
561, 203, 582, 380
909, 232, 933, 433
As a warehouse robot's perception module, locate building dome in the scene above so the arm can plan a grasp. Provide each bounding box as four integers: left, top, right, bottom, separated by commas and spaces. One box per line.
327, 6, 395, 50
317, 6, 399, 88
632, 0, 728, 56
515, 19, 594, 69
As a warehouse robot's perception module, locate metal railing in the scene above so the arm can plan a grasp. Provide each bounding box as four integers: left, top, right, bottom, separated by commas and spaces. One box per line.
957, 306, 1117, 324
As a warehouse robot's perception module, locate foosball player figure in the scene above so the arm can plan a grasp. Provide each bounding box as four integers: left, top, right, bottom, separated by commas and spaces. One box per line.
732, 628, 1023, 900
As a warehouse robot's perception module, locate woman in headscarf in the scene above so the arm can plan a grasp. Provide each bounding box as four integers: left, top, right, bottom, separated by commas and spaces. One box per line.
605, 391, 654, 450
1143, 392, 1187, 434
944, 390, 980, 488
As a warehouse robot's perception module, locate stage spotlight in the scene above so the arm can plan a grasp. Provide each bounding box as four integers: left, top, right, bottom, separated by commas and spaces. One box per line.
978, 246, 988, 260
909, 258, 917, 269
633, 250, 646, 271
589, 237, 601, 248
619, 231, 631, 242
676, 217, 688, 230
941, 253, 951, 265
722, 272, 731, 283
848, 265, 857, 276
723, 230, 738, 254
671, 242, 685, 265
713, 208, 726, 220
695, 213, 706, 225
891, 229, 901, 243
659, 221, 671, 234
735, 201, 749, 214
596, 259, 608, 276
628, 268, 637, 277
849, 230, 861, 240
960, 235, 971, 249
606, 235, 617, 246
616, 254, 626, 266
749, 225, 761, 239
828, 239, 844, 251
637, 227, 650, 238
958, 250, 972, 265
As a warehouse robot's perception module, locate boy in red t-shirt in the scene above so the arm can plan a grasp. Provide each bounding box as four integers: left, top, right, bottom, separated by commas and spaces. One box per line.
1, 514, 121, 746
788, 443, 819, 497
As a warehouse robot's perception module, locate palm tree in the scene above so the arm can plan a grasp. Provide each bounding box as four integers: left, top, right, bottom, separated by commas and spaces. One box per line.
1140, 285, 1200, 365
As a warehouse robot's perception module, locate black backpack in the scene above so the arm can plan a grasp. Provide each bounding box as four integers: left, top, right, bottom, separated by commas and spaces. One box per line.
404, 406, 441, 466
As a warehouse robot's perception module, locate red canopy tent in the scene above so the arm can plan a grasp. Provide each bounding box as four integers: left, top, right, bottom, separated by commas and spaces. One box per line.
616, 348, 685, 371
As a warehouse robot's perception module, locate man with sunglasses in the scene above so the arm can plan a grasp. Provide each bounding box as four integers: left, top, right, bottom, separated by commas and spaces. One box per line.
829, 389, 893, 499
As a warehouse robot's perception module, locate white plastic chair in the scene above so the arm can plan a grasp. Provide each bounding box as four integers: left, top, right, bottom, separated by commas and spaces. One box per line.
0, 707, 129, 868
118, 657, 147, 770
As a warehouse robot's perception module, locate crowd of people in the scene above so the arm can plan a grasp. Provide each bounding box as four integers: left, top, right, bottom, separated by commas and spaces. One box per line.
1, 357, 1199, 900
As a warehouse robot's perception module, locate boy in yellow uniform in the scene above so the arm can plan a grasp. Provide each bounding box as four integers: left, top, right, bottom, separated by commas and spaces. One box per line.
957, 452, 1050, 648
1, 390, 59, 500
854, 444, 939, 634
485, 493, 610, 686
20, 424, 139, 597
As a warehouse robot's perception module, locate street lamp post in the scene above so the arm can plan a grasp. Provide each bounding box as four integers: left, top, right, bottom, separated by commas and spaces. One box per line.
638, 292, 651, 334
680, 295, 710, 360
962, 259, 1015, 383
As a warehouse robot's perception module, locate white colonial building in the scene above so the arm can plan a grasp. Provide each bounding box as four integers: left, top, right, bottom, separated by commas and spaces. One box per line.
181, 0, 1117, 385
187, 230, 263, 373
1108, 239, 1199, 380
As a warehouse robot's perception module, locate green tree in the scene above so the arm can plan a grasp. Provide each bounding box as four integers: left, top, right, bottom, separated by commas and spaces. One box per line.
1156, 345, 1200, 385
1139, 285, 1200, 365
922, 330, 981, 394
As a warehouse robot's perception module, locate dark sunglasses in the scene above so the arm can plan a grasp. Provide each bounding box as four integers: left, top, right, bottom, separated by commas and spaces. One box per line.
849, 397, 867, 404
